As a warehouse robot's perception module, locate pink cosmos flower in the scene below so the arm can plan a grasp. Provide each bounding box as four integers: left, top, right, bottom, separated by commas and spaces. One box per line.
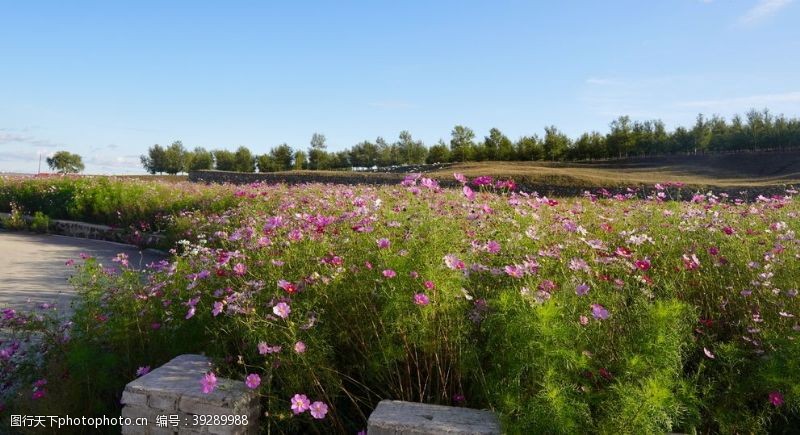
233, 263, 247, 276
453, 173, 467, 184
291, 394, 311, 414
32, 389, 46, 400
382, 269, 397, 278
309, 401, 329, 419
463, 185, 476, 201
136, 366, 151, 377
278, 279, 297, 294
634, 259, 651, 271
485, 240, 501, 254
576, 283, 590, 296
769, 391, 784, 407
273, 302, 291, 319
212, 301, 224, 317
683, 254, 700, 270
703, 347, 715, 359
201, 372, 217, 394
414, 293, 430, 306
424, 280, 435, 290
258, 342, 281, 354
579, 315, 589, 325
377, 238, 390, 249
444, 254, 465, 270
591, 304, 609, 320
245, 374, 261, 389
504, 265, 524, 278
294, 341, 306, 353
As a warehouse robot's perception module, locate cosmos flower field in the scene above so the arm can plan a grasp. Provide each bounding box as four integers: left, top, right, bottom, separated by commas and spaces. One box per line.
2, 175, 799, 433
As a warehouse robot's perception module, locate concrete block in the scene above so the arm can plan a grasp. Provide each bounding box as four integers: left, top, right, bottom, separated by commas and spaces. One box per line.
367, 400, 501, 435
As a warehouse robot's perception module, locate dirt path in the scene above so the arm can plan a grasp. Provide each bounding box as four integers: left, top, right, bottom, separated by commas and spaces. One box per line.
0, 231, 164, 316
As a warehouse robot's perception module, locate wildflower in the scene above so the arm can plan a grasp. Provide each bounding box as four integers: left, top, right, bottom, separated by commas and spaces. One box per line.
485, 240, 501, 254
463, 185, 476, 201
424, 280, 435, 290
504, 265, 525, 278
258, 342, 281, 354
32, 389, 46, 400
245, 374, 261, 389
682, 254, 700, 270
233, 263, 247, 276
291, 394, 311, 414
444, 254, 465, 270
273, 302, 291, 319
414, 293, 430, 306
136, 366, 151, 377
591, 304, 609, 320
377, 238, 390, 249
569, 258, 591, 273
576, 283, 590, 296
278, 279, 297, 294
634, 259, 651, 271
382, 269, 397, 278
200, 372, 217, 394
453, 173, 467, 184
212, 301, 224, 317
703, 348, 715, 359
309, 401, 329, 419
294, 341, 307, 353
579, 315, 589, 325
769, 391, 784, 407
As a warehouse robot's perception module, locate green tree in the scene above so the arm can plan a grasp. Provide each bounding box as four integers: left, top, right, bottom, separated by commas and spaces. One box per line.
140, 144, 167, 174
213, 150, 236, 171
515, 135, 544, 161
233, 146, 256, 172
187, 147, 213, 171
395, 131, 427, 164
163, 141, 188, 175
482, 128, 514, 161
46, 151, 85, 174
349, 140, 380, 167
269, 144, 294, 171
308, 133, 330, 170
449, 125, 475, 162
426, 140, 451, 164
542, 126, 570, 160
293, 150, 307, 170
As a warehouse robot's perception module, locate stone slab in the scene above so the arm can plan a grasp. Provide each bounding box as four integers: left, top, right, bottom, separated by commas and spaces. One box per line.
367, 400, 501, 435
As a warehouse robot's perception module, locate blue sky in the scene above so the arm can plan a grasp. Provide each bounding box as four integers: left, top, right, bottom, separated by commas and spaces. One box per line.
1, 0, 799, 173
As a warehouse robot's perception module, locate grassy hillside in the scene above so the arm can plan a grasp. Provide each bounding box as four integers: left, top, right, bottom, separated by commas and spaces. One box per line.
430, 151, 800, 188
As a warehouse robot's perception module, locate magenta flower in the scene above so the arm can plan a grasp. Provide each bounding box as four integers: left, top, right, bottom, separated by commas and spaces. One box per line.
382, 269, 397, 278
273, 302, 291, 319
769, 391, 784, 407
278, 279, 297, 294
377, 238, 391, 249
200, 372, 218, 394
32, 389, 46, 400
453, 173, 467, 184
212, 301, 224, 317
136, 366, 151, 377
444, 254, 466, 270
245, 374, 261, 389
575, 283, 590, 296
504, 265, 524, 278
291, 394, 311, 414
294, 341, 307, 353
414, 293, 430, 306
591, 304, 609, 320
634, 259, 651, 271
233, 263, 247, 276
485, 240, 501, 254
309, 401, 329, 419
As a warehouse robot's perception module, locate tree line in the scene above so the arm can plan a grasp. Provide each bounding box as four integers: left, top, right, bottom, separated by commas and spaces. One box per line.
140, 109, 800, 174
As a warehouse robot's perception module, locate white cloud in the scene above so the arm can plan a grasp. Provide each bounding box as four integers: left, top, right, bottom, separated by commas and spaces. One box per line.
739, 0, 793, 25
678, 91, 800, 108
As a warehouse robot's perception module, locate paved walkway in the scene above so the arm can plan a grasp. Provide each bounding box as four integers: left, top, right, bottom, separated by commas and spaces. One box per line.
0, 231, 164, 315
